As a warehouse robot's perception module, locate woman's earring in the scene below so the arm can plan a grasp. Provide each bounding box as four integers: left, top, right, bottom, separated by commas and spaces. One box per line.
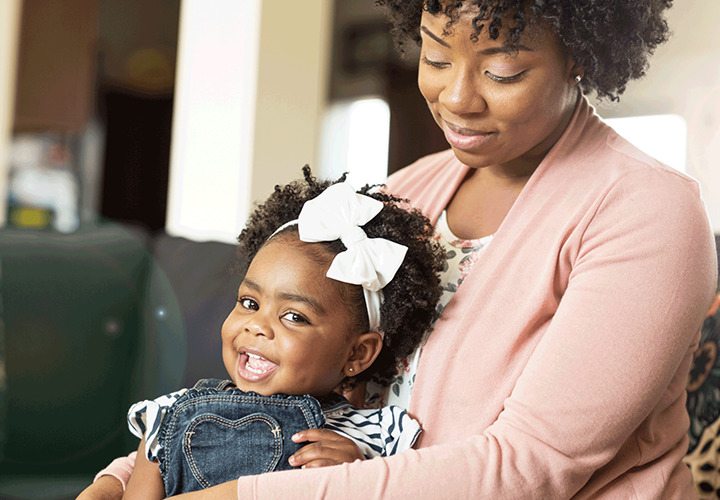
574, 74, 583, 84
348, 367, 354, 373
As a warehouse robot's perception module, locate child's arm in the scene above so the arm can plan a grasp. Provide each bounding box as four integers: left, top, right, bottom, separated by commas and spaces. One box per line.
288, 429, 365, 468
122, 438, 165, 500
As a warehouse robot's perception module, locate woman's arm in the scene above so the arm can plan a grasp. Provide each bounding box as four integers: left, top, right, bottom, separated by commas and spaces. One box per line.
76, 475, 125, 500
76, 452, 136, 500
167, 482, 238, 499
122, 439, 165, 500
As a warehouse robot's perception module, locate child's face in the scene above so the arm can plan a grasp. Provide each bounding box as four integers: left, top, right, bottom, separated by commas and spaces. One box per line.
222, 237, 359, 397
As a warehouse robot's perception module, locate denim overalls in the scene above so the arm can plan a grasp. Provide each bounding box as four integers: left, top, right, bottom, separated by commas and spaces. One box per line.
157, 379, 332, 495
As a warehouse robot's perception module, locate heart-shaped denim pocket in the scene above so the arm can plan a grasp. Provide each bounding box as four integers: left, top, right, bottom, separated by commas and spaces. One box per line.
183, 413, 283, 489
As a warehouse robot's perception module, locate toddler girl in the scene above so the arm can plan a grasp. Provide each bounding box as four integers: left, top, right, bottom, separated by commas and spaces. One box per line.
120, 167, 445, 497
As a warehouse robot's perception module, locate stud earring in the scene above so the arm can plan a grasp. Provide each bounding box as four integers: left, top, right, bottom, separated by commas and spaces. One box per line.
348, 367, 354, 373
574, 74, 583, 84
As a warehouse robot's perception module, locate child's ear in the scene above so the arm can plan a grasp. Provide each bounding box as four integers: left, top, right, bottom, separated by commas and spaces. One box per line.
343, 332, 383, 378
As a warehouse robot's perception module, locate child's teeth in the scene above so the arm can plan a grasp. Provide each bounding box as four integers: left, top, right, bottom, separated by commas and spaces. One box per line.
245, 352, 276, 374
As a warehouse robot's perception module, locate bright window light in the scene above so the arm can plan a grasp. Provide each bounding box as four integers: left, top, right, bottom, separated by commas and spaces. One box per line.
604, 114, 687, 173
320, 97, 390, 188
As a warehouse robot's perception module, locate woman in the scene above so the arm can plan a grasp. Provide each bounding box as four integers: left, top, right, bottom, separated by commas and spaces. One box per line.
81, 0, 716, 498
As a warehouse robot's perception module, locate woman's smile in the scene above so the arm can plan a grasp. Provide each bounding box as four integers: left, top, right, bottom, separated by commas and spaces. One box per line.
441, 119, 495, 151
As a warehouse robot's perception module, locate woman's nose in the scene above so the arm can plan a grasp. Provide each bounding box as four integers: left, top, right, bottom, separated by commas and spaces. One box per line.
440, 67, 487, 115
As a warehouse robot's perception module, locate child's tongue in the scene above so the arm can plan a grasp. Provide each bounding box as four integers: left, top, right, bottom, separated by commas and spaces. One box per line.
246, 353, 277, 373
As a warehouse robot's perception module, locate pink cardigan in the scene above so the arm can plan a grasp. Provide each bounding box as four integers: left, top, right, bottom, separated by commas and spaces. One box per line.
101, 97, 716, 498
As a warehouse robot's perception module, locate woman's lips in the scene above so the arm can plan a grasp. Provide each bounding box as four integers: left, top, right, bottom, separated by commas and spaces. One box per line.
236, 350, 278, 382
442, 120, 494, 151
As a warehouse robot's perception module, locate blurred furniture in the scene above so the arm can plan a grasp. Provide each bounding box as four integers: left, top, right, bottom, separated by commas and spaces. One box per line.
0, 221, 239, 499
684, 235, 720, 499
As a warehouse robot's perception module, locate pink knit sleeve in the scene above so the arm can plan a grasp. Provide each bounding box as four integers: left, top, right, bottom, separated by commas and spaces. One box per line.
93, 451, 136, 490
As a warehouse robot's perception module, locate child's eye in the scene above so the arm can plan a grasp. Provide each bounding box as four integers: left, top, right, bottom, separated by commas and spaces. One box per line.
485, 70, 525, 83
281, 311, 310, 325
238, 298, 259, 311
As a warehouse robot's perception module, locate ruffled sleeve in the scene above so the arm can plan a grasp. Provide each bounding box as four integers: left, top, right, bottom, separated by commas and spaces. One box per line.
323, 405, 421, 458
127, 388, 187, 461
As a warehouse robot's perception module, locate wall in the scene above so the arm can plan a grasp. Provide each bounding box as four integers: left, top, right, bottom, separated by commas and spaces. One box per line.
165, 0, 333, 243
250, 0, 334, 205
0, 0, 22, 226
13, 0, 98, 132
592, 0, 720, 231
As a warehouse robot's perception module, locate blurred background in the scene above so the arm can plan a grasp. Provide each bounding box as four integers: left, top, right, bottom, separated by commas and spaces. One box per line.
0, 0, 717, 498
1, 0, 719, 241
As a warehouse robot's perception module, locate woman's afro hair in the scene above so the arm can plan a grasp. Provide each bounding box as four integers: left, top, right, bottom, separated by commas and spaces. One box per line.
235, 166, 445, 386
375, 0, 673, 101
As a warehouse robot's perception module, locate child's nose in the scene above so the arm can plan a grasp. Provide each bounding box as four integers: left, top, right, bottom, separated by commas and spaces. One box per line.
244, 317, 274, 339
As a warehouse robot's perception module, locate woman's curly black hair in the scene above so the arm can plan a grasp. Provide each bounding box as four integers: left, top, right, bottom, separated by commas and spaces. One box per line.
376, 0, 673, 101
235, 165, 445, 387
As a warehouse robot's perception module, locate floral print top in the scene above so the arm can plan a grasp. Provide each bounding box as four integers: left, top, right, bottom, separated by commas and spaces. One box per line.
364, 210, 493, 409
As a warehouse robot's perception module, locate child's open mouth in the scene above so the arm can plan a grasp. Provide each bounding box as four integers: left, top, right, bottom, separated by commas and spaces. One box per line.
236, 351, 279, 382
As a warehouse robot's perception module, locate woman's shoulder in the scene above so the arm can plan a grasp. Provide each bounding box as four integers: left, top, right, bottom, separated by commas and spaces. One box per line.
584, 129, 703, 215
605, 130, 699, 191
547, 97, 700, 198
545, 106, 702, 207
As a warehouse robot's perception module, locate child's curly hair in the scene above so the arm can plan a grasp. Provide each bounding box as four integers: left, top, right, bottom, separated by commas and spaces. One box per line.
376, 0, 673, 101
235, 166, 445, 386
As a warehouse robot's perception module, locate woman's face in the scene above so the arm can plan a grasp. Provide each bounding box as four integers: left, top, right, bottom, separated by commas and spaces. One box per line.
418, 8, 581, 174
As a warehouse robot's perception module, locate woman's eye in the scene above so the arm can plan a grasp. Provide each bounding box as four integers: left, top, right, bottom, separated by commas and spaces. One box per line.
421, 56, 449, 69
485, 70, 525, 83
238, 298, 258, 311
281, 312, 309, 325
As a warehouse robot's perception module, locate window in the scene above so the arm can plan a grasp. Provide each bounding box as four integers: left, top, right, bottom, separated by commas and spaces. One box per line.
604, 114, 687, 172
320, 97, 390, 187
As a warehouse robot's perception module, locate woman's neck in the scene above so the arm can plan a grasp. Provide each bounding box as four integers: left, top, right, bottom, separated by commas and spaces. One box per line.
445, 168, 529, 240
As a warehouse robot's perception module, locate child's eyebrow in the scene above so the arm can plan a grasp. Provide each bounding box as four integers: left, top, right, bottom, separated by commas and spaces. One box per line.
242, 278, 262, 292
278, 292, 326, 316
242, 278, 326, 315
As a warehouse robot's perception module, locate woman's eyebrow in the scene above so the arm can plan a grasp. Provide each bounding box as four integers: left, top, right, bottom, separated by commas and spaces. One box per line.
478, 45, 533, 56
421, 24, 533, 56
421, 26, 450, 47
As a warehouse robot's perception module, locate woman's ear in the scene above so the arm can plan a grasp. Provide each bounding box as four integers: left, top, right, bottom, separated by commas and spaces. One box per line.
566, 57, 585, 84
343, 332, 383, 378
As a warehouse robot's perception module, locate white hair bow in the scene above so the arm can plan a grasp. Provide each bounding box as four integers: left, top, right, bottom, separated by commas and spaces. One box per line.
295, 183, 407, 333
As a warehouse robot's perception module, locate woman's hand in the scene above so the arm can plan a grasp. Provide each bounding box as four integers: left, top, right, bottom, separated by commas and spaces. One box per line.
288, 429, 364, 468
75, 475, 124, 500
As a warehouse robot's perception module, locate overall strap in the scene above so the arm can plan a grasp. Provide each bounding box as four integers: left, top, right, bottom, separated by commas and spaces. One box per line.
192, 378, 234, 391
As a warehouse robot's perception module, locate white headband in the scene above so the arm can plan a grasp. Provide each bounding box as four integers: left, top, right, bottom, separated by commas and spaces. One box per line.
271, 183, 407, 334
